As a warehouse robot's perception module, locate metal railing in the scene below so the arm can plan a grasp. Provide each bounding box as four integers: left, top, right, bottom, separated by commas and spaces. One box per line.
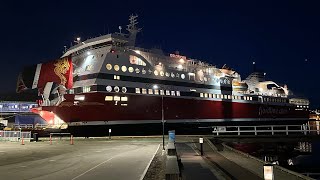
211, 124, 320, 136
0, 131, 31, 142
14, 124, 47, 129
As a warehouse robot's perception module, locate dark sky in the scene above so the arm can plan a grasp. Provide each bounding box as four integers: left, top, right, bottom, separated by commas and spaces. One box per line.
1, 1, 319, 107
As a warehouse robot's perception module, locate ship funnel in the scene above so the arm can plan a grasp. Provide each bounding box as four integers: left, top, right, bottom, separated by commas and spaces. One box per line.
126, 14, 142, 47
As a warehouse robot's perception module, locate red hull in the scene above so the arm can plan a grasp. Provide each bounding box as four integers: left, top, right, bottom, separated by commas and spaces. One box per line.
36, 92, 309, 125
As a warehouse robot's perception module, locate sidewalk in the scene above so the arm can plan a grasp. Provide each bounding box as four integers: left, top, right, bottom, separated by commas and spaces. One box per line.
175, 142, 222, 180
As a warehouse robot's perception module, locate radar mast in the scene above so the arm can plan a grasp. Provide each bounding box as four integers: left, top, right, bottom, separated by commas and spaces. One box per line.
126, 14, 142, 47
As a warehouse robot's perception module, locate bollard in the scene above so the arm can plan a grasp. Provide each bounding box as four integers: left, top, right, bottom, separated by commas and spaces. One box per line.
50, 134, 52, 145
70, 135, 74, 145
199, 137, 203, 156
21, 135, 25, 145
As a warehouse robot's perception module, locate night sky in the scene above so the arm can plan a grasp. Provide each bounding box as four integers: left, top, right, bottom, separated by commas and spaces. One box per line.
1, 1, 319, 107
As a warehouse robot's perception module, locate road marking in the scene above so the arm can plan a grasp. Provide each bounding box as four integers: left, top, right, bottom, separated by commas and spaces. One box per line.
139, 144, 161, 180
49, 160, 56, 162
20, 166, 27, 168
95, 151, 102, 153
71, 156, 116, 180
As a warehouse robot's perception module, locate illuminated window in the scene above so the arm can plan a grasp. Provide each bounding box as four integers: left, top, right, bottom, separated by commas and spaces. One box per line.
135, 88, 140, 94
114, 86, 120, 92
171, 73, 175, 78
142, 69, 146, 74
121, 66, 127, 72
204, 93, 208, 98
224, 95, 228, 99
105, 96, 113, 101
160, 71, 164, 76
114, 96, 120, 101
130, 55, 146, 66
148, 89, 153, 94
154, 70, 159, 76
86, 65, 93, 71
176, 91, 180, 96
142, 89, 147, 94
83, 86, 91, 93
106, 64, 112, 70
160, 90, 165, 95
165, 72, 170, 77
121, 96, 128, 101
69, 89, 74, 94
114, 65, 120, 71
106, 86, 112, 92
166, 90, 170, 96
209, 94, 212, 98
128, 67, 134, 73
122, 87, 127, 93
154, 89, 159, 95
200, 93, 204, 98
228, 95, 231, 99
135, 68, 140, 73
74, 95, 85, 101
181, 74, 185, 79
114, 75, 120, 80
171, 91, 175, 96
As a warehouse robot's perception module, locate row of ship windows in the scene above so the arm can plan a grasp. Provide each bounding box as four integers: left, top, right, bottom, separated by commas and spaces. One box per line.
106, 64, 187, 80
135, 88, 181, 96
297, 105, 309, 108
105, 96, 128, 102
200, 93, 253, 101
263, 98, 286, 103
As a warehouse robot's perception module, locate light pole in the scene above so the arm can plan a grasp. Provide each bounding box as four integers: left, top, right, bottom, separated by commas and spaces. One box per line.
161, 95, 165, 150
153, 85, 165, 150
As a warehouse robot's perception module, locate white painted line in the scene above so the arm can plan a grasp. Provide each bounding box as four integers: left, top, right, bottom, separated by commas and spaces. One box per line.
20, 166, 27, 168
139, 144, 161, 180
72, 156, 116, 180
49, 160, 56, 162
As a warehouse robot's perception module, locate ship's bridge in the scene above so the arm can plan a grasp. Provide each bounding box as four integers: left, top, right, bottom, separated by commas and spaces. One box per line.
62, 33, 129, 58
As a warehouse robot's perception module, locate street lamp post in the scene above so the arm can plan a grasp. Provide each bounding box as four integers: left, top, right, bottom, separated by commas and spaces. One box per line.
161, 95, 165, 150
153, 84, 165, 150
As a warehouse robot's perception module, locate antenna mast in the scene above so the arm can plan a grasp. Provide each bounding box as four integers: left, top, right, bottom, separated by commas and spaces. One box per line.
126, 14, 142, 47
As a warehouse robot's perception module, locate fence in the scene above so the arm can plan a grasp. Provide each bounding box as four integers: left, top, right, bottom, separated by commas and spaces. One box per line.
211, 124, 320, 136
14, 124, 47, 129
0, 131, 31, 142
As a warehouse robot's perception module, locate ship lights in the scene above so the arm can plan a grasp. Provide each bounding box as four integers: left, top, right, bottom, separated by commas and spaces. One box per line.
87, 51, 91, 55
177, 64, 183, 70
74, 95, 85, 101
153, 85, 159, 89
179, 58, 185, 63
134, 50, 141, 55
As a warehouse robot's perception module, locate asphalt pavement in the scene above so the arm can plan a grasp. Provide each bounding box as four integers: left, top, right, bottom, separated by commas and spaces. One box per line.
0, 138, 160, 180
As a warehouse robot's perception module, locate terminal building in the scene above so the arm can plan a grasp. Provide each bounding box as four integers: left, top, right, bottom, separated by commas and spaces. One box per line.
0, 92, 47, 128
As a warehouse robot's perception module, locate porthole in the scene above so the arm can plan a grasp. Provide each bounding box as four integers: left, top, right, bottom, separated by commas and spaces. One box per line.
142, 69, 146, 74
160, 71, 164, 76
154, 70, 159, 76
135, 68, 140, 73
122, 87, 127, 93
114, 86, 120, 92
181, 74, 185, 79
121, 66, 127, 72
204, 77, 207, 82
106, 64, 112, 70
165, 72, 170, 77
114, 65, 120, 71
106, 86, 112, 92
128, 67, 134, 73
171, 73, 175, 78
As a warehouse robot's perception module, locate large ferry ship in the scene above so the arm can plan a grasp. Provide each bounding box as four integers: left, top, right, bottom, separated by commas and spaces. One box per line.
17, 15, 310, 135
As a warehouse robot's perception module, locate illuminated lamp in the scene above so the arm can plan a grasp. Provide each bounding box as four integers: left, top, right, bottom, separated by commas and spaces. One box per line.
177, 64, 183, 70
110, 49, 115, 53
179, 58, 185, 63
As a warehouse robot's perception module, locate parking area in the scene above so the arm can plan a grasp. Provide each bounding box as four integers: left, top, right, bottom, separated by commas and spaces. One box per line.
0, 137, 161, 180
